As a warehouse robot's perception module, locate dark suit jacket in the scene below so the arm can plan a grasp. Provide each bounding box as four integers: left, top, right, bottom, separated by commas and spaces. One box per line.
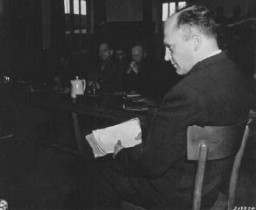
124, 59, 153, 97
112, 52, 250, 209
88, 58, 121, 93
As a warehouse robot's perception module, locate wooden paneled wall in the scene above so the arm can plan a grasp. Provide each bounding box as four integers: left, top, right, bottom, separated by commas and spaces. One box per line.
196, 0, 255, 17
1, 0, 254, 82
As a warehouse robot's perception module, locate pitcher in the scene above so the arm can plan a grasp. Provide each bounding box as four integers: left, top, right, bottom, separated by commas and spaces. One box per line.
70, 76, 86, 99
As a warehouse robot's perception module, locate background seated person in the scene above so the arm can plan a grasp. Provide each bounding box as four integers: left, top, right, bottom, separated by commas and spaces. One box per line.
114, 47, 128, 65
88, 42, 122, 94
124, 44, 153, 97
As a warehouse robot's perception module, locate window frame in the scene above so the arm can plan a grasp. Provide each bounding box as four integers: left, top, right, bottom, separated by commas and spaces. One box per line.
64, 0, 88, 51
162, 0, 187, 21
64, 0, 87, 34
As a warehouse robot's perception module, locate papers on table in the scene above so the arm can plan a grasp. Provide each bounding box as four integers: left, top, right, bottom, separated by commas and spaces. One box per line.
123, 106, 149, 112
86, 118, 142, 158
126, 93, 141, 98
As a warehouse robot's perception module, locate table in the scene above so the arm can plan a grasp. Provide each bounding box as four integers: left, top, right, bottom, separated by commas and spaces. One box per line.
29, 92, 149, 122
27, 92, 155, 156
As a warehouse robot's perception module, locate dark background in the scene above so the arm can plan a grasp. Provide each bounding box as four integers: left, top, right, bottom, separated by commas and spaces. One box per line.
0, 0, 255, 86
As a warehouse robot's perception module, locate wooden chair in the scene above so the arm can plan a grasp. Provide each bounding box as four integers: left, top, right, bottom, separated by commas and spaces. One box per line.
72, 110, 250, 209
187, 121, 250, 210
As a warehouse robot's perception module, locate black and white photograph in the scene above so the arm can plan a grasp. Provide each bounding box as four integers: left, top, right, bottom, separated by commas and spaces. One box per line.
0, 0, 256, 209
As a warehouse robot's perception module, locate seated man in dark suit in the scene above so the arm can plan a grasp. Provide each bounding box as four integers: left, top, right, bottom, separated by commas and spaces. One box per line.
88, 42, 122, 93
124, 44, 153, 97
94, 5, 250, 210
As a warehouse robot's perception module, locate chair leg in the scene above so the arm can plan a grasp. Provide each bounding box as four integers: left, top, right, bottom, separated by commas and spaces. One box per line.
193, 143, 208, 210
228, 125, 249, 210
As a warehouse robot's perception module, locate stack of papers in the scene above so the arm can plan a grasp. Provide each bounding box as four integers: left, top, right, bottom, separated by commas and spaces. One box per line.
86, 118, 142, 158
124, 106, 149, 112
127, 93, 141, 98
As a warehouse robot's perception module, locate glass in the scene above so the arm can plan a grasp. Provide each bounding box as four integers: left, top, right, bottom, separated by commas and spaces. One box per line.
87, 82, 97, 95
0, 75, 11, 84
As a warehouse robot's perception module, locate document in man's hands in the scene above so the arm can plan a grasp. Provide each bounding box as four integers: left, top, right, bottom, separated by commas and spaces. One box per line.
85, 118, 142, 158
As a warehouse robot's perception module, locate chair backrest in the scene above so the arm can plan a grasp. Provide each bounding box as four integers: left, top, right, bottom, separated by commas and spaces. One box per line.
228, 123, 249, 210
187, 122, 249, 210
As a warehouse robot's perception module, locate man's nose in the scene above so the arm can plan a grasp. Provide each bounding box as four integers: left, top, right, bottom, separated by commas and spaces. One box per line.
164, 48, 171, 61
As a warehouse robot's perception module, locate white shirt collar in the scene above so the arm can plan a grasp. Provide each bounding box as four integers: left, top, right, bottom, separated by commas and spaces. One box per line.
205, 49, 222, 59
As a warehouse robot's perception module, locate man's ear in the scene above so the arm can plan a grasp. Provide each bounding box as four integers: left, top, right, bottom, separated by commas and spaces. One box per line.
192, 34, 202, 51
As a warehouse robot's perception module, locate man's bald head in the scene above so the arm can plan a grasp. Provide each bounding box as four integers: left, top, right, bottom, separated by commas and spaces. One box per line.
131, 45, 143, 63
165, 5, 217, 40
164, 5, 219, 75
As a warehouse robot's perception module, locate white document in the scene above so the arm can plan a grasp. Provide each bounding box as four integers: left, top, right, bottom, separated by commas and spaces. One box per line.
86, 133, 107, 158
86, 118, 142, 158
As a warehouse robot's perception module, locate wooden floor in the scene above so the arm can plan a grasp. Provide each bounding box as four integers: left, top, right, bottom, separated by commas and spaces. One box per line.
0, 106, 256, 209
0, 106, 96, 210
0, 138, 95, 210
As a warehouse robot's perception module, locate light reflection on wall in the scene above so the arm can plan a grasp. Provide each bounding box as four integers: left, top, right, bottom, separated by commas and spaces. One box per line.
64, 0, 70, 14
73, 0, 79, 14
162, 1, 186, 22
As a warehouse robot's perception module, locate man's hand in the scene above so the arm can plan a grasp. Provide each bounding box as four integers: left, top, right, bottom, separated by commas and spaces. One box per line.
130, 61, 139, 74
126, 61, 139, 74
113, 140, 124, 158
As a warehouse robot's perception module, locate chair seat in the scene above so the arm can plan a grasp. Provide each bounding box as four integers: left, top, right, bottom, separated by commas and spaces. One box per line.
187, 122, 249, 210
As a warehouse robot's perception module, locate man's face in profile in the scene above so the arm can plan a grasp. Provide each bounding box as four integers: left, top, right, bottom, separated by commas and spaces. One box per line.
99, 43, 112, 62
164, 16, 195, 75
